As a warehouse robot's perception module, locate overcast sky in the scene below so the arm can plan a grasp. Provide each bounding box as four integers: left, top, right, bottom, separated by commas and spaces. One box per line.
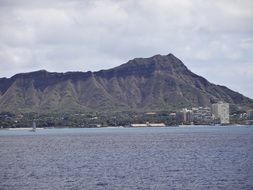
0, 0, 253, 98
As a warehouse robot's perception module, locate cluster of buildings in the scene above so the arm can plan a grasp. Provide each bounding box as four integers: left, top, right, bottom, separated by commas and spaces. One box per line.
177, 101, 230, 125
130, 101, 231, 127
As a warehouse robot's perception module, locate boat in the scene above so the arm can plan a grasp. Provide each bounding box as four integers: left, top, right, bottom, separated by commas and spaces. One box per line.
31, 121, 36, 132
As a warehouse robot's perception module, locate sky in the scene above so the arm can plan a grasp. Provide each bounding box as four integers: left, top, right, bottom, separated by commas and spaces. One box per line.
0, 0, 253, 98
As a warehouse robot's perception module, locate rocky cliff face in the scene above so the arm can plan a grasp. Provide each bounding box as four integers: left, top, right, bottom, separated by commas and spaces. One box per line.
0, 54, 252, 113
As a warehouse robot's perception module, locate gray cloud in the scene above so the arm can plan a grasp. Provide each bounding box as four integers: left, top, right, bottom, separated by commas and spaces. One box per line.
0, 0, 253, 98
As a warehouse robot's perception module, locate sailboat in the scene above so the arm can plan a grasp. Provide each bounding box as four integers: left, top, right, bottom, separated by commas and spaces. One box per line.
31, 120, 36, 132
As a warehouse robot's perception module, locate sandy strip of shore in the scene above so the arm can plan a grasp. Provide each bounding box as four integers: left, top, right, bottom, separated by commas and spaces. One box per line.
6, 128, 44, 130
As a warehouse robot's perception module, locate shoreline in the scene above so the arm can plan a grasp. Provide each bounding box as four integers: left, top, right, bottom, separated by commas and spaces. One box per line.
5, 128, 44, 131
0, 125, 250, 131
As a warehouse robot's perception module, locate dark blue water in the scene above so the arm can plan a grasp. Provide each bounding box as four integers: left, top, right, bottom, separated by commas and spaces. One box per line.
1, 126, 253, 189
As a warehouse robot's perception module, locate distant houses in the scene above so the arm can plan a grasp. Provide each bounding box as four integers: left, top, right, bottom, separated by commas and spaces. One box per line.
132, 102, 231, 127
176, 107, 212, 125
2, 101, 253, 128
176, 101, 230, 125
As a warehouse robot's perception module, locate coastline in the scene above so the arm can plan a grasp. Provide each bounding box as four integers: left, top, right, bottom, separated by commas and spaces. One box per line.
0, 125, 251, 131
3, 128, 44, 131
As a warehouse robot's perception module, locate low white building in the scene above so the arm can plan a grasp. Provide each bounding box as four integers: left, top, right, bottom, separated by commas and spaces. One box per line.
130, 123, 165, 127
148, 123, 166, 127
212, 102, 229, 124
130, 124, 148, 127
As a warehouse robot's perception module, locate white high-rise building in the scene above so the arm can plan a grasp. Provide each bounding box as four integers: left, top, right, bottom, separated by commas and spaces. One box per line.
212, 102, 229, 124
247, 110, 253, 120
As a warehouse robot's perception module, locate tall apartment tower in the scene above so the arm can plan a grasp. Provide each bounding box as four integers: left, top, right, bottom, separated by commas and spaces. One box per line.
212, 102, 230, 124
247, 110, 253, 120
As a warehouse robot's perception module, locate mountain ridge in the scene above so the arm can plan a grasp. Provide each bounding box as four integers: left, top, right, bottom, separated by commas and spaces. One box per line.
0, 54, 252, 113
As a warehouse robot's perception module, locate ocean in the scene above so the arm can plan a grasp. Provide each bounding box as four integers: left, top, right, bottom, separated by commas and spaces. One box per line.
1, 126, 253, 190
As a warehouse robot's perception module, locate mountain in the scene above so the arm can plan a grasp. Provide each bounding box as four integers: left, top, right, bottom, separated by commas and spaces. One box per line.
0, 53, 252, 113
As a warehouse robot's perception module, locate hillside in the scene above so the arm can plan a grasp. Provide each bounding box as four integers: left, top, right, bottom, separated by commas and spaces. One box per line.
0, 53, 252, 113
